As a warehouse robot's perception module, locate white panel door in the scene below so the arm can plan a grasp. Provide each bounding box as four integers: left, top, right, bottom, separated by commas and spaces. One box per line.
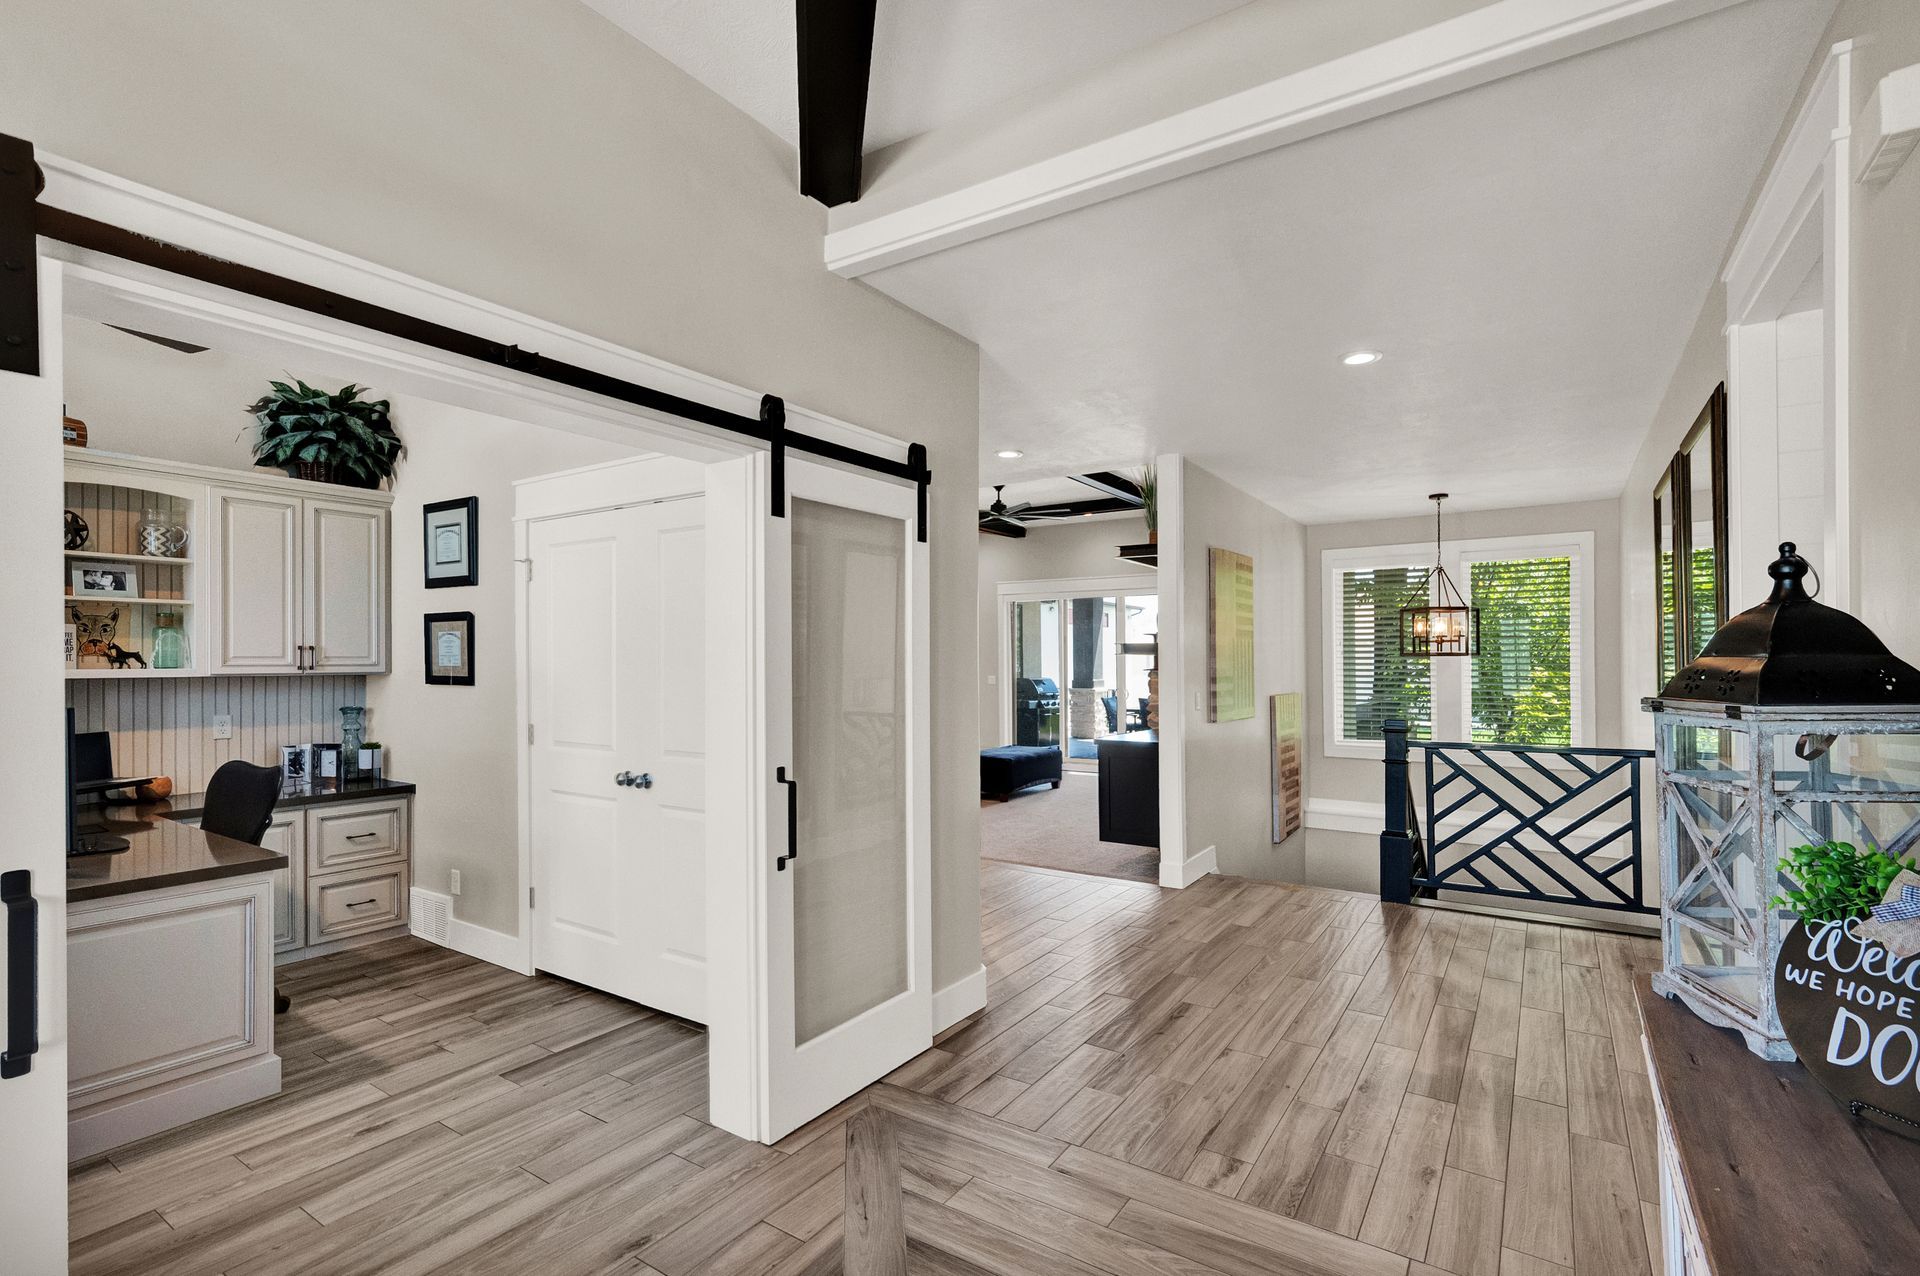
214, 489, 302, 673
529, 499, 707, 1022
304, 498, 387, 673
758, 460, 931, 1140
0, 253, 72, 1268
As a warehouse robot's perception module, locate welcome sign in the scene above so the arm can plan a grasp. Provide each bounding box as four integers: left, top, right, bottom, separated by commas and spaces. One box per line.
1775, 917, 1920, 1133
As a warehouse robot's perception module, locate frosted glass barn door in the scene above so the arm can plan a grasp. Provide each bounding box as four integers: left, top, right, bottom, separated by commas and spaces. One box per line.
761, 459, 930, 1140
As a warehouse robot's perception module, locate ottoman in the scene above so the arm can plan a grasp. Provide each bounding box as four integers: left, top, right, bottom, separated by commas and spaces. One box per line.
981, 745, 1063, 801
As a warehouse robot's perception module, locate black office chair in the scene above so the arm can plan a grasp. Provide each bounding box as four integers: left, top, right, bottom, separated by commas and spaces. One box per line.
202, 761, 288, 1013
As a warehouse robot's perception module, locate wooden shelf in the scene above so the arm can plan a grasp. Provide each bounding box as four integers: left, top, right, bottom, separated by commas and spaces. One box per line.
64, 550, 194, 566
63, 596, 193, 606
66, 667, 201, 680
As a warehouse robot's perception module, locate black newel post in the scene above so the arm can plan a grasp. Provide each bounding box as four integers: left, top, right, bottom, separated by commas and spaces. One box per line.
1380, 719, 1415, 904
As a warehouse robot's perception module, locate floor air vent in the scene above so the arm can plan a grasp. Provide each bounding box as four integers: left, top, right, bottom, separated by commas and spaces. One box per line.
411, 887, 451, 944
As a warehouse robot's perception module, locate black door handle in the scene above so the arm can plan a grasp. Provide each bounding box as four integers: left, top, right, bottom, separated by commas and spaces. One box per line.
776, 767, 798, 871
2, 870, 38, 1080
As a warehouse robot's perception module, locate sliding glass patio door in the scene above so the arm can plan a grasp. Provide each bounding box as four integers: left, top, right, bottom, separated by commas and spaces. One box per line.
1005, 584, 1158, 768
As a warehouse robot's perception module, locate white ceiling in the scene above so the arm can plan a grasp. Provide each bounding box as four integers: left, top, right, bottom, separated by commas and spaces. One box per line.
580, 0, 1247, 153
866, 0, 1828, 523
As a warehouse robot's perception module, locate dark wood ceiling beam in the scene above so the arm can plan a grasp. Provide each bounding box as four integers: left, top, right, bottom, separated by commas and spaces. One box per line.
796, 0, 877, 207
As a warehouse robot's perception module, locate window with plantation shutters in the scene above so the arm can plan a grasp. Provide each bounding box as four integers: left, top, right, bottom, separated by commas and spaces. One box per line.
1338, 564, 1432, 741
1324, 533, 1593, 756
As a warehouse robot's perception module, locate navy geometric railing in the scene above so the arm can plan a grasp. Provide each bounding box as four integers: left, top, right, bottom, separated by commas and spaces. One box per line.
1380, 720, 1657, 915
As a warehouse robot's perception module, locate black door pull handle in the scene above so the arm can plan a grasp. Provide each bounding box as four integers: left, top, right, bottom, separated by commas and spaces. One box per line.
776, 767, 798, 871
3, 870, 39, 1080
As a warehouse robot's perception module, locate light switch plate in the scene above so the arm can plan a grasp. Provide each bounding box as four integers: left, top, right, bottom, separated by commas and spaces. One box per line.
212, 714, 233, 740
450, 869, 463, 896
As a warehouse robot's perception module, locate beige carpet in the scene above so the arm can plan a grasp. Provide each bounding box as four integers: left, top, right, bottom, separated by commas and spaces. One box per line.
979, 770, 1159, 882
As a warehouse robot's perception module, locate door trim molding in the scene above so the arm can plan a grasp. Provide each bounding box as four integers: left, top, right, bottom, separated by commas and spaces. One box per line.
933, 964, 988, 1035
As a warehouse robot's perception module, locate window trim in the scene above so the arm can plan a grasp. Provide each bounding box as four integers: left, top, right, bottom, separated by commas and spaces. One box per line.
1322, 531, 1596, 760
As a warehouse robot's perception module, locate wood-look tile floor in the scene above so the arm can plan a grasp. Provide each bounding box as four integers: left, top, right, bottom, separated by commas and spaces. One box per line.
69, 862, 1664, 1276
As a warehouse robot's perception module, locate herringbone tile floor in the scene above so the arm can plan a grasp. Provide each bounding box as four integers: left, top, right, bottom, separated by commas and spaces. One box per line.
68, 861, 1664, 1275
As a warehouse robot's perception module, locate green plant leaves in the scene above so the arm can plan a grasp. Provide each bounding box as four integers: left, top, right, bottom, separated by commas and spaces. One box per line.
1771, 840, 1917, 923
246, 381, 404, 486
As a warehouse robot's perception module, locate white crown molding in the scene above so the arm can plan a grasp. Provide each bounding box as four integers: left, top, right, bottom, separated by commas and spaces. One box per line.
825, 0, 1748, 278
34, 153, 904, 464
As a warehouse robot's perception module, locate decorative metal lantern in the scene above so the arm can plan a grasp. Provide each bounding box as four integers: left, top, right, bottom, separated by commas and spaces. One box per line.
1399, 493, 1481, 657
1644, 543, 1920, 1058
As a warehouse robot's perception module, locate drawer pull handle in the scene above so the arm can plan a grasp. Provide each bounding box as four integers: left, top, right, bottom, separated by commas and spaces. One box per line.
346, 898, 380, 909
346, 833, 380, 841
3, 870, 38, 1080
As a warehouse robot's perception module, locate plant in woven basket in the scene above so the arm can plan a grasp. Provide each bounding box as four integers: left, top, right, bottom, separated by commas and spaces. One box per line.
1771, 840, 1916, 923
246, 380, 404, 489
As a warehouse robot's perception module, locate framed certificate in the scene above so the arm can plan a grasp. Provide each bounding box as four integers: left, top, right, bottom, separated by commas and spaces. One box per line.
422, 496, 478, 588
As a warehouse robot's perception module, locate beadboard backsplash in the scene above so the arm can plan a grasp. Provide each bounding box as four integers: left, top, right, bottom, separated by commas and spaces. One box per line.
66, 676, 369, 795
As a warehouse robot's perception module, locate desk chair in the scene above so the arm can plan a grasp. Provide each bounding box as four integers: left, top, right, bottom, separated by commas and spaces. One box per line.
201, 761, 287, 1013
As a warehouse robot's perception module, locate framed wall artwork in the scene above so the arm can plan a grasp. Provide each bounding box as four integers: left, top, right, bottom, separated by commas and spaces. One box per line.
1208, 547, 1254, 721
422, 496, 478, 588
424, 611, 475, 686
1270, 692, 1303, 841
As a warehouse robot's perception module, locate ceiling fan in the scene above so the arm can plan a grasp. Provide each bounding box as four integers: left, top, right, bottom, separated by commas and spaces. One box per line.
979, 486, 1036, 538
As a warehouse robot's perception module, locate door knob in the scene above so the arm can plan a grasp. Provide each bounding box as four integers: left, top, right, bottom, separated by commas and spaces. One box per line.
614, 771, 633, 787
631, 772, 653, 789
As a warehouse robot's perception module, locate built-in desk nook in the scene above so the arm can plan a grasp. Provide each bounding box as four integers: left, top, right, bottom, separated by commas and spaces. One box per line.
65, 811, 286, 1161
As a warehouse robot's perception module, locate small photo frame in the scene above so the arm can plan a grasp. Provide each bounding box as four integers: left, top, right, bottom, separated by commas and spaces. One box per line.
64, 623, 77, 671
72, 562, 139, 599
279, 744, 309, 784
424, 611, 475, 686
422, 497, 478, 588
309, 742, 342, 790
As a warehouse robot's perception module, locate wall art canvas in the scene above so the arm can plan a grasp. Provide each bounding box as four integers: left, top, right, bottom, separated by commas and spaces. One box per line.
1270, 692, 1303, 841
1208, 547, 1254, 722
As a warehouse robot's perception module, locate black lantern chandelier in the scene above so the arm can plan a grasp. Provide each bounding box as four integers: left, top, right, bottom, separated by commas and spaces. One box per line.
1399, 493, 1480, 658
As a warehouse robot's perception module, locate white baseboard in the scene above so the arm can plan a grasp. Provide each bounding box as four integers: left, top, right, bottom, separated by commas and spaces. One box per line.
69, 1053, 281, 1162
933, 964, 988, 1034
1160, 844, 1217, 889
412, 888, 531, 974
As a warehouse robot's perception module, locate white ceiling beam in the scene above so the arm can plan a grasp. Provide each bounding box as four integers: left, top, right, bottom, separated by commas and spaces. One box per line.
824, 0, 1751, 278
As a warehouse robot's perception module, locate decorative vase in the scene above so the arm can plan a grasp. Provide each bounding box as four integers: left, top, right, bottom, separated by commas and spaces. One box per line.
338, 706, 366, 781
151, 611, 185, 669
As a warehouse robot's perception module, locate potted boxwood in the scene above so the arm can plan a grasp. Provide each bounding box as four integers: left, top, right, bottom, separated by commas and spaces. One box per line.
246, 380, 404, 489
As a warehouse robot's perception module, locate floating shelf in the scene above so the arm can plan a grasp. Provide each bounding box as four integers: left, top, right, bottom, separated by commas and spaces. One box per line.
62, 596, 194, 606
66, 666, 201, 680
1116, 543, 1158, 567
64, 550, 194, 566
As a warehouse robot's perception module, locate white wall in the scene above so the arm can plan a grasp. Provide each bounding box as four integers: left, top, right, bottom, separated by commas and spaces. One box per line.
4, 0, 983, 988
367, 399, 630, 936
1164, 459, 1308, 882
975, 514, 1150, 750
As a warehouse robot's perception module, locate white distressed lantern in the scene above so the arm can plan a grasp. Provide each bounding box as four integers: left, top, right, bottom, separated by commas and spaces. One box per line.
1645, 544, 1920, 1059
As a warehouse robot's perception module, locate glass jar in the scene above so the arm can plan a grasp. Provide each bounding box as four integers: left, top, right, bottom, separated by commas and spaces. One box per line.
137, 507, 189, 558
338, 706, 366, 781
151, 611, 185, 669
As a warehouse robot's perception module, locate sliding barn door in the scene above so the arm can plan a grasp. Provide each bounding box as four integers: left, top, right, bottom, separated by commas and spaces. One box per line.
758, 458, 931, 1140
0, 253, 72, 1268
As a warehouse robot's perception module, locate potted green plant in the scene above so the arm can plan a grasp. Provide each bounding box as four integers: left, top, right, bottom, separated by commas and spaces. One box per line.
245, 380, 404, 489
1137, 464, 1158, 543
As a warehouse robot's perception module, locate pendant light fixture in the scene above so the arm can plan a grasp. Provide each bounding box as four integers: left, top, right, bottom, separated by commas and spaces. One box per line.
1399, 493, 1480, 658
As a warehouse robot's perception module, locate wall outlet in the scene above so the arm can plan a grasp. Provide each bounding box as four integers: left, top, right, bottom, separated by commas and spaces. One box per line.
212, 713, 233, 741
449, 869, 463, 896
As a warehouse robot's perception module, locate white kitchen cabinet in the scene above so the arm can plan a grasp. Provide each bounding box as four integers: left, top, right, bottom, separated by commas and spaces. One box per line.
209, 479, 389, 675
213, 488, 303, 672
304, 498, 388, 672
260, 811, 306, 953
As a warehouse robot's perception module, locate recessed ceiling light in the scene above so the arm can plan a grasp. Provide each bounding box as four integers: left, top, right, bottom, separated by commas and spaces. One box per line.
995, 449, 1024, 459
1341, 350, 1384, 366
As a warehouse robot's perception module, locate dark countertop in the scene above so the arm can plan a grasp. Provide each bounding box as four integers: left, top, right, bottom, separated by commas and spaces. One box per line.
67, 813, 288, 904
1636, 975, 1920, 1274
138, 776, 416, 821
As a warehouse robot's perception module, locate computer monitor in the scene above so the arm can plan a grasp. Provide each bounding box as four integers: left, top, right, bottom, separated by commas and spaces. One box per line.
68, 709, 129, 857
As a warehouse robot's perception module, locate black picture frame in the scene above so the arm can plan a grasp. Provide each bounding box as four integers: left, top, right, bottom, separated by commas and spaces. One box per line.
423, 611, 475, 686
422, 496, 478, 588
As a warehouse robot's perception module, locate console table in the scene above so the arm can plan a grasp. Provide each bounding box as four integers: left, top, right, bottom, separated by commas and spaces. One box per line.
1095, 731, 1158, 847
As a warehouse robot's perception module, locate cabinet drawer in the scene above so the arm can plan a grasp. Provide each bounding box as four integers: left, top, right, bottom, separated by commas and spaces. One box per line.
309, 867, 409, 941
309, 801, 408, 872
